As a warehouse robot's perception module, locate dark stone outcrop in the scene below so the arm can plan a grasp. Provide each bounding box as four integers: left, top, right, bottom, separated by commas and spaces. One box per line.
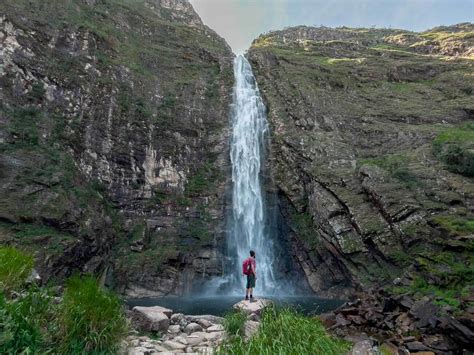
248, 24, 473, 297
0, 0, 234, 296
319, 286, 474, 354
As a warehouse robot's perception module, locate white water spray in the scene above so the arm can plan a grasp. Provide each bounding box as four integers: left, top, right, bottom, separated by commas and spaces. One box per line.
226, 55, 277, 294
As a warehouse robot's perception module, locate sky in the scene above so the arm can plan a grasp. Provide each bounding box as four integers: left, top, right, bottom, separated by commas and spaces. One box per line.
189, 0, 474, 53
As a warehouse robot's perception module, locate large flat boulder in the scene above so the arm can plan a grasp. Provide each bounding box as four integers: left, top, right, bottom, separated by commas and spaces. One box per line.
233, 298, 272, 315
131, 306, 171, 333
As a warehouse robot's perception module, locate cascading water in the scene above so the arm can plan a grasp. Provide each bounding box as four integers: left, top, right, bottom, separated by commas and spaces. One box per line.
225, 54, 277, 295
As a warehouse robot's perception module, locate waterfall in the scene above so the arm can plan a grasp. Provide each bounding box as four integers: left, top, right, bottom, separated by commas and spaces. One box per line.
201, 54, 307, 297
226, 54, 277, 295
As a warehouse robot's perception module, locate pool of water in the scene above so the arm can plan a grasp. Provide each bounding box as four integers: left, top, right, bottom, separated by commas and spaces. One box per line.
127, 296, 345, 316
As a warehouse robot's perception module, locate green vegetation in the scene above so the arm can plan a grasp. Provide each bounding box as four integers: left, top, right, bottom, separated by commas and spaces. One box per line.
58, 275, 127, 353
0, 286, 57, 354
292, 211, 320, 247
0, 247, 34, 294
5, 107, 42, 147
432, 215, 474, 235
185, 161, 221, 197
361, 154, 420, 188
220, 308, 350, 354
223, 311, 247, 336
433, 123, 474, 177
391, 251, 473, 312
0, 247, 128, 354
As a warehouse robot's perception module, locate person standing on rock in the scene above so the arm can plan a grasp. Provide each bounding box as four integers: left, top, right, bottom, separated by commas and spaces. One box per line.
242, 250, 257, 302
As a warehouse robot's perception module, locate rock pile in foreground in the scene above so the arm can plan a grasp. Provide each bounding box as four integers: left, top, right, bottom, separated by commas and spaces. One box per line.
124, 299, 272, 354
319, 289, 474, 355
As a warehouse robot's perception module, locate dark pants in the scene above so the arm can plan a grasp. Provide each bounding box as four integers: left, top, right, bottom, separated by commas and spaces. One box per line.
246, 274, 256, 289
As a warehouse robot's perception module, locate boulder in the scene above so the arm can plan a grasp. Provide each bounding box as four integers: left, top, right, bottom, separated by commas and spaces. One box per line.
233, 299, 272, 315
136, 305, 173, 318
162, 340, 187, 351
349, 340, 375, 355
170, 313, 185, 325
318, 312, 337, 327
128, 347, 153, 355
173, 335, 188, 345
248, 312, 259, 321
409, 300, 439, 328
184, 322, 203, 334
243, 320, 260, 341
196, 318, 213, 328
405, 341, 431, 352
205, 331, 225, 341
168, 324, 181, 334
131, 307, 170, 333
438, 316, 474, 347
186, 332, 206, 346
206, 324, 224, 332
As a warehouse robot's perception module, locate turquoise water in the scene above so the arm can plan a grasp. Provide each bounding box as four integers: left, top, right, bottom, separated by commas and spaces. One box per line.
127, 296, 344, 316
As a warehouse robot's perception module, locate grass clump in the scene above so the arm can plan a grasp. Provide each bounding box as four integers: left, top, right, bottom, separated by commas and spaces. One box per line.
432, 215, 474, 235
223, 311, 247, 336
58, 275, 127, 354
433, 123, 474, 177
219, 308, 350, 355
391, 251, 472, 313
0, 287, 57, 354
0, 247, 128, 354
0, 247, 34, 294
361, 154, 420, 188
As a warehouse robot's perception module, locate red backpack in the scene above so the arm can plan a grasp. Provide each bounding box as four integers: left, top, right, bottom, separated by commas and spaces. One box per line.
242, 258, 252, 275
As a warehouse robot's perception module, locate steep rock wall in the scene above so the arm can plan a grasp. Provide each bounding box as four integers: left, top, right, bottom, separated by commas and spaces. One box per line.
248, 25, 473, 297
0, 0, 234, 296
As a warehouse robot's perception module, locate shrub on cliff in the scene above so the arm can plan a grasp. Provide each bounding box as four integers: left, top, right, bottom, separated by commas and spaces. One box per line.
220, 307, 350, 354
58, 275, 128, 354
433, 123, 474, 177
0, 246, 34, 293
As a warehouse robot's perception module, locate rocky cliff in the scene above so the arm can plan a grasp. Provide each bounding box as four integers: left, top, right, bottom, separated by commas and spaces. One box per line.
248, 24, 473, 299
0, 0, 234, 296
